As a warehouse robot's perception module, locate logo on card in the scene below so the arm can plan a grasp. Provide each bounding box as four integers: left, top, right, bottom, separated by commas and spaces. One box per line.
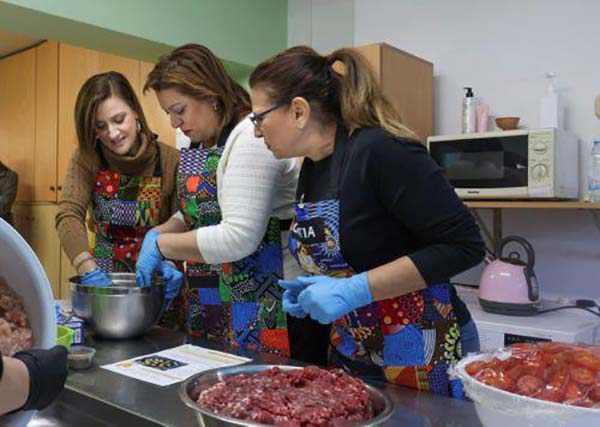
291, 218, 325, 244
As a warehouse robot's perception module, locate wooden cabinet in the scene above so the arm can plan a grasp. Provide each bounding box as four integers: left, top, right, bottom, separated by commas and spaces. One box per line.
34, 41, 59, 201
0, 42, 59, 203
139, 61, 177, 147
0, 48, 36, 202
355, 43, 433, 144
12, 203, 62, 298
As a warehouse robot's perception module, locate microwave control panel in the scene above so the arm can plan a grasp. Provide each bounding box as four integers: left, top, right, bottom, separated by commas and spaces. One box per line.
528, 128, 555, 190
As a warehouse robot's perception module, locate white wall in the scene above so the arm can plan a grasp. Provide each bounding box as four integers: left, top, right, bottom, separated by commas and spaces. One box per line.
289, 0, 600, 300
288, 0, 354, 51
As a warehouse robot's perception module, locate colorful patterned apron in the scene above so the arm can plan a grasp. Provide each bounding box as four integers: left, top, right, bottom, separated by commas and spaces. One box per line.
288, 137, 464, 397
176, 123, 290, 356
91, 145, 162, 273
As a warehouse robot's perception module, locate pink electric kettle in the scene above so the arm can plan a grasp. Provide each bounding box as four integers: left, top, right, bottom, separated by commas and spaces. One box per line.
479, 235, 540, 316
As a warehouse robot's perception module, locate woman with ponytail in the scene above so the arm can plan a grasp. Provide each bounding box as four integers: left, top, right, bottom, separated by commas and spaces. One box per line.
136, 44, 300, 356
249, 46, 484, 396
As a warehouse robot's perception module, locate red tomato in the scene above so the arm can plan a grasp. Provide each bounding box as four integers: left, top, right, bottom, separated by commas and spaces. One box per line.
538, 384, 564, 403
589, 385, 600, 402
570, 366, 596, 386
507, 364, 527, 381
516, 375, 545, 397
564, 382, 584, 402
465, 361, 487, 377
493, 371, 515, 392
573, 352, 600, 371
541, 342, 575, 353
474, 368, 498, 386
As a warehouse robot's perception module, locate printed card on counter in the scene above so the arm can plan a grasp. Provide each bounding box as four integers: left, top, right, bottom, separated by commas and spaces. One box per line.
102, 344, 251, 386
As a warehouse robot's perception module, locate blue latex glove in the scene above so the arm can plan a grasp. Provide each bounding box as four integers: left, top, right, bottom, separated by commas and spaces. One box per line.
278, 279, 310, 318
80, 268, 111, 287
136, 229, 163, 287
159, 261, 183, 301
295, 273, 372, 324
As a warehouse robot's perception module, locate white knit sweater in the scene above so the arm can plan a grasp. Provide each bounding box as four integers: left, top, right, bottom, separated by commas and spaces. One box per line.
174, 117, 302, 277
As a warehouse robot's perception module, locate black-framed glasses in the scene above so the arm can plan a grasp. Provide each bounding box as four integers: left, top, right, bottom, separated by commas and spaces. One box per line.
249, 103, 283, 128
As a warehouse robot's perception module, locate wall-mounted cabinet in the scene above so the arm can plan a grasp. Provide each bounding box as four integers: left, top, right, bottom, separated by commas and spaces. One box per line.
0, 41, 176, 204
355, 43, 433, 144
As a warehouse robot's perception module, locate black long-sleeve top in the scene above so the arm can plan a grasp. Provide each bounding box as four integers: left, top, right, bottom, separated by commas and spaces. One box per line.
298, 125, 485, 325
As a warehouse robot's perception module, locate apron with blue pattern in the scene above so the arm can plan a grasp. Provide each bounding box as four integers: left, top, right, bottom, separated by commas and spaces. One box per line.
288, 135, 463, 397
176, 123, 290, 356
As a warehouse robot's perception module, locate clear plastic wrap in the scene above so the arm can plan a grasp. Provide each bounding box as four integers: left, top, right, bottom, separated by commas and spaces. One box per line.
450, 342, 600, 427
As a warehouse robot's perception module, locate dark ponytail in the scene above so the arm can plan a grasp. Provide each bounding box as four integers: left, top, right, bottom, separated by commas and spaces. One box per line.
250, 45, 416, 139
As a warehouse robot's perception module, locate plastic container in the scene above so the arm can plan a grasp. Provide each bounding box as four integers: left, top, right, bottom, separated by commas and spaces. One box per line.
588, 139, 600, 203
67, 345, 96, 370
0, 218, 56, 426
56, 325, 75, 350
451, 349, 600, 427
462, 87, 478, 133
540, 72, 564, 129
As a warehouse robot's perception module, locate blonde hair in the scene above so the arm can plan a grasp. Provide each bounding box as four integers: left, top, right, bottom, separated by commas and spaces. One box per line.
249, 46, 416, 139
144, 44, 250, 131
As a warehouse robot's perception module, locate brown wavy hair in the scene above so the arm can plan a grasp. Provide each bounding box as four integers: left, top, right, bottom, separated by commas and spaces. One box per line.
144, 44, 251, 131
249, 46, 416, 139
74, 71, 154, 154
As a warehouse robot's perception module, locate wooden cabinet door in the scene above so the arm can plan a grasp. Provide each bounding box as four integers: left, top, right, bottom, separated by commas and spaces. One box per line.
139, 61, 177, 147
57, 44, 141, 193
0, 49, 36, 202
12, 203, 61, 298
34, 41, 59, 201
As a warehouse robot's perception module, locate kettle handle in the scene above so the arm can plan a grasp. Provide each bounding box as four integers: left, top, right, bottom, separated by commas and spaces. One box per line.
497, 235, 539, 302
496, 235, 535, 270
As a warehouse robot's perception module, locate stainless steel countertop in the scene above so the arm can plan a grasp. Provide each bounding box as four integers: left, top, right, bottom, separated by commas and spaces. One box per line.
27, 327, 482, 426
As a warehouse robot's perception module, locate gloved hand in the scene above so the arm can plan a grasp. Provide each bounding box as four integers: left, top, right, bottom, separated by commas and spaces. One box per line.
278, 279, 309, 318
13, 346, 68, 411
136, 229, 163, 287
295, 273, 372, 324
159, 261, 183, 301
80, 268, 111, 287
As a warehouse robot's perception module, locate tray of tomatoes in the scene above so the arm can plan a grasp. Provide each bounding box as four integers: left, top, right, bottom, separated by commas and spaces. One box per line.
451, 342, 600, 427
464, 342, 600, 407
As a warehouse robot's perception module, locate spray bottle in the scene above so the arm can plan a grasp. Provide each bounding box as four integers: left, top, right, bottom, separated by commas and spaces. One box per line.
462, 87, 477, 133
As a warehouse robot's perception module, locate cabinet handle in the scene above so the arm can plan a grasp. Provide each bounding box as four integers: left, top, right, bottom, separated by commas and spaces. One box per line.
50, 186, 56, 192
58, 185, 62, 191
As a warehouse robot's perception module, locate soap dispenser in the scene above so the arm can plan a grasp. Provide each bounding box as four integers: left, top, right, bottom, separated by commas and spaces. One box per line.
462, 87, 477, 133
540, 72, 564, 129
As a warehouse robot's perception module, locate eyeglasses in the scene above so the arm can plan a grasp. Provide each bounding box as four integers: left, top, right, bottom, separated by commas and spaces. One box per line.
249, 103, 283, 129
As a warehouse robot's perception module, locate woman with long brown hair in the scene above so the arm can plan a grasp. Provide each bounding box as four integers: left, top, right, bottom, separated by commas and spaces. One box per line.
55, 71, 181, 302
136, 44, 299, 356
249, 46, 485, 395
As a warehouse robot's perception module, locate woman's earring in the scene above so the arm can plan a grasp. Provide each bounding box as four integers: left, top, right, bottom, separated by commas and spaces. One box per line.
136, 119, 142, 133
213, 102, 219, 112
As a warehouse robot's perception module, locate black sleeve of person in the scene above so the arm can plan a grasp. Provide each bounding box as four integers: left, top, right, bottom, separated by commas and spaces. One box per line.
13, 346, 68, 411
370, 139, 485, 284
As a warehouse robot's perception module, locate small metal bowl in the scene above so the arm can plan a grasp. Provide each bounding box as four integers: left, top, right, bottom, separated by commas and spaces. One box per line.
179, 364, 394, 427
68, 345, 96, 370
70, 273, 165, 339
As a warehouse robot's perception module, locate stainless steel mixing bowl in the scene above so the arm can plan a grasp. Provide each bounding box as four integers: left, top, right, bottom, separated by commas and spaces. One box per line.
70, 272, 165, 339
179, 364, 394, 427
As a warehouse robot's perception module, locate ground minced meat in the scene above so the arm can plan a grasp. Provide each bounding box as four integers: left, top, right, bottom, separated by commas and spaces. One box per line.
196, 366, 375, 426
0, 278, 33, 355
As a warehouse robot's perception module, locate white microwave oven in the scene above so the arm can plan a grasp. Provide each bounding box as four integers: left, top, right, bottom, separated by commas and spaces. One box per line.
427, 128, 579, 199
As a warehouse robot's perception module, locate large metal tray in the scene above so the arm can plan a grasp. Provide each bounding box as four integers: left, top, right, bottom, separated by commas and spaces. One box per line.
179, 364, 394, 427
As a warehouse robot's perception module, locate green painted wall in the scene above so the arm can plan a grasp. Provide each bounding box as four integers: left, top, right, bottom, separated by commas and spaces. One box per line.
0, 0, 287, 73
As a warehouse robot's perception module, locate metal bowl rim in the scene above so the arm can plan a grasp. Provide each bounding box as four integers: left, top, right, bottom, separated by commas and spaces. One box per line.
69, 272, 164, 295
179, 364, 394, 427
